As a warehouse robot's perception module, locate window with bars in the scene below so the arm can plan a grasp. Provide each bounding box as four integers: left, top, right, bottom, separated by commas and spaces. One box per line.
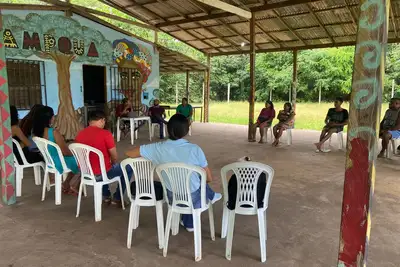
6, 59, 46, 109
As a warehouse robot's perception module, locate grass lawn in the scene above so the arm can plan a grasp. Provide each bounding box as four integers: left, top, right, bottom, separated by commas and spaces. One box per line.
208, 101, 350, 130
167, 101, 388, 131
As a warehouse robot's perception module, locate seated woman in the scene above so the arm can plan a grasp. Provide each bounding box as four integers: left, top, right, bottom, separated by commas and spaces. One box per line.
126, 114, 222, 232
32, 106, 79, 195
249, 101, 275, 143
176, 98, 193, 124
19, 104, 44, 151
272, 102, 295, 147
314, 97, 348, 152
10, 105, 43, 165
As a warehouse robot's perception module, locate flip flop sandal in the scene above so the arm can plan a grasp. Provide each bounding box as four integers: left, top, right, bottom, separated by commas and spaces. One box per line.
103, 197, 112, 205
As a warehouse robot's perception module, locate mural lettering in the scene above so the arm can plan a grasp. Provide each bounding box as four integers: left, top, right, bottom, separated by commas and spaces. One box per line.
87, 42, 98, 57
3, 29, 18, 48
73, 38, 84, 56
44, 34, 56, 52
23, 31, 41, 51
58, 36, 72, 54
3, 29, 98, 58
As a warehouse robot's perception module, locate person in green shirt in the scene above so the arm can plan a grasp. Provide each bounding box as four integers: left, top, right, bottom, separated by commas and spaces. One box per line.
176, 98, 193, 124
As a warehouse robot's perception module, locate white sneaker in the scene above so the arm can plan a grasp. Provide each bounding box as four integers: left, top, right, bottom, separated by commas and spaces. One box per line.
211, 193, 222, 204
180, 220, 194, 232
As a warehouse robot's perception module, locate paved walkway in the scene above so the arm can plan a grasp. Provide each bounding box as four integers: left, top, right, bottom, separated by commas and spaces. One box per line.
0, 123, 399, 267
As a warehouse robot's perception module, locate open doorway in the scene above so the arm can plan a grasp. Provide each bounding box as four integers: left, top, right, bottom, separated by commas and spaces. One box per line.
83, 65, 106, 106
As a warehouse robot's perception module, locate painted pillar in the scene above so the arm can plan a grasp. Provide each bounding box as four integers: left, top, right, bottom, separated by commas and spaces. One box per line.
203, 55, 211, 122
186, 70, 189, 101
338, 1, 390, 266
248, 14, 256, 139
0, 11, 16, 205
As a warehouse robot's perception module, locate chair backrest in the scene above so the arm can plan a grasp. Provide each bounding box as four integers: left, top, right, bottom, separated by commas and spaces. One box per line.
68, 143, 109, 182
156, 162, 207, 213
12, 139, 28, 166
221, 162, 274, 214
33, 136, 68, 173
121, 158, 156, 206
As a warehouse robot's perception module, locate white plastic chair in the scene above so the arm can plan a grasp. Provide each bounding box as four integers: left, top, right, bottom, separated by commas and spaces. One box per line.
284, 128, 292, 145
328, 131, 345, 150
13, 139, 45, 197
152, 123, 167, 139
261, 127, 273, 143
156, 163, 218, 262
220, 162, 274, 263
33, 137, 72, 205
117, 117, 152, 145
121, 158, 164, 249
385, 138, 399, 158
69, 143, 125, 222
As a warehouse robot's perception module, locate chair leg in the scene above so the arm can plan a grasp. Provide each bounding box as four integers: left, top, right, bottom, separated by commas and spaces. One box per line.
41, 172, 49, 201
34, 166, 41, 185
257, 209, 267, 263
94, 186, 102, 222
133, 205, 140, 229
117, 119, 121, 142
148, 120, 152, 141
83, 184, 87, 197
225, 211, 236, 260
221, 206, 228, 239
130, 121, 135, 145
171, 213, 180, 236
193, 211, 202, 262
208, 204, 215, 241
76, 182, 84, 218
55, 173, 62, 205
163, 209, 173, 257
16, 167, 22, 197
264, 210, 268, 242
155, 201, 165, 249
118, 179, 125, 210
127, 203, 135, 249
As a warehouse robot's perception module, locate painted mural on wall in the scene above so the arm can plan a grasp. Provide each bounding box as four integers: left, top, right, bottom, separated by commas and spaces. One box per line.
2, 12, 160, 139
2, 13, 113, 63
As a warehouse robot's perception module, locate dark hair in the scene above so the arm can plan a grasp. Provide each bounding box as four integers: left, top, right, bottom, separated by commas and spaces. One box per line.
167, 114, 189, 140
32, 106, 54, 138
182, 98, 188, 102
335, 97, 344, 103
20, 104, 44, 136
10, 105, 19, 126
88, 110, 106, 122
265, 100, 274, 110
284, 102, 292, 112
122, 98, 128, 104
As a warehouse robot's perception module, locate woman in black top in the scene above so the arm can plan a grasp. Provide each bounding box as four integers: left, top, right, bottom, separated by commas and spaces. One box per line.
11, 106, 43, 164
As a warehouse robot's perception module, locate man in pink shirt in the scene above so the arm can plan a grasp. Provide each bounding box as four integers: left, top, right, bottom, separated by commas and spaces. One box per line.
249, 101, 276, 143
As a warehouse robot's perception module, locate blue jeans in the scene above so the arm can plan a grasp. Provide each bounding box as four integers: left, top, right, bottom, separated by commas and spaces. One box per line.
97, 164, 133, 201
167, 184, 215, 229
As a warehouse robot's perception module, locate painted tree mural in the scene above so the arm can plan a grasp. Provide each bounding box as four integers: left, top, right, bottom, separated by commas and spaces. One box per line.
2, 13, 113, 139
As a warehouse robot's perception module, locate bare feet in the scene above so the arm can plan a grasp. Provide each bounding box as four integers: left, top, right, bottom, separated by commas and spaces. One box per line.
377, 151, 385, 158
258, 140, 264, 144
272, 140, 279, 147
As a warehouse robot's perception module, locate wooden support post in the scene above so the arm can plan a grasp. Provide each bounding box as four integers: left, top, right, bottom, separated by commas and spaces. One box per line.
0, 11, 16, 205
186, 70, 190, 101
248, 14, 256, 139
292, 50, 298, 112
338, 1, 390, 266
204, 56, 211, 123
227, 83, 231, 103
175, 81, 178, 106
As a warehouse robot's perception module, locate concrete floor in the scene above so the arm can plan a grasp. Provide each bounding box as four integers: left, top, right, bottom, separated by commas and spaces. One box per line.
1, 123, 399, 267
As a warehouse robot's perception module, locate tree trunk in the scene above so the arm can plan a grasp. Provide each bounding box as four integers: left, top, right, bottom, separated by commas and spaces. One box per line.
49, 52, 81, 140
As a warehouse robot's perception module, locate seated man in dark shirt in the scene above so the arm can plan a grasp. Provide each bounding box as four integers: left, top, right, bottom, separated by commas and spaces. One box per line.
314, 97, 349, 152
149, 99, 168, 139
